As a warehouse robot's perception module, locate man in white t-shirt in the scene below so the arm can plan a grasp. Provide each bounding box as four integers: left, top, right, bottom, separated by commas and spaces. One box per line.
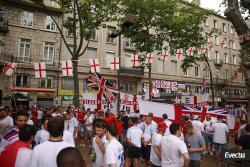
212, 116, 229, 164
29, 116, 74, 167
125, 117, 143, 167
150, 122, 167, 167
160, 123, 190, 167
162, 114, 172, 136
84, 110, 94, 143
202, 114, 214, 156
92, 119, 108, 167
64, 111, 79, 139
192, 116, 203, 136
105, 124, 124, 167
0, 107, 14, 138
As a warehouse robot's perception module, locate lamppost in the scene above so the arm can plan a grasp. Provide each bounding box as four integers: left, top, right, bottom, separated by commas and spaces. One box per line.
110, 14, 136, 115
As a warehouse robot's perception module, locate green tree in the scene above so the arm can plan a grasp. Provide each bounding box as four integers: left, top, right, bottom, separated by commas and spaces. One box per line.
121, 0, 212, 101
224, 0, 250, 115
32, 0, 121, 107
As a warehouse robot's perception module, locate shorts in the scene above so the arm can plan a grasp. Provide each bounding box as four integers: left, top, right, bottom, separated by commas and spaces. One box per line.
127, 146, 141, 159
87, 129, 93, 139
190, 160, 201, 167
213, 143, 228, 152
141, 145, 151, 161
203, 133, 213, 145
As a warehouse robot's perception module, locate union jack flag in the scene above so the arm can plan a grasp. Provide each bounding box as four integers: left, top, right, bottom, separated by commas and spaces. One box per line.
87, 72, 118, 102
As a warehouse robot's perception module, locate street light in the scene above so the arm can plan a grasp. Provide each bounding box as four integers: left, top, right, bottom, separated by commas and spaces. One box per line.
110, 14, 136, 115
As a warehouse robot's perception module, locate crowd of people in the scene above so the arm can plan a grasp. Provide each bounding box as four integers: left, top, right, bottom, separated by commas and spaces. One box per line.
0, 105, 249, 167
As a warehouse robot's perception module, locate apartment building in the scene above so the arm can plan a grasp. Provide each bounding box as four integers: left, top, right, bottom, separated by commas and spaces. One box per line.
0, 0, 63, 106
0, 0, 247, 106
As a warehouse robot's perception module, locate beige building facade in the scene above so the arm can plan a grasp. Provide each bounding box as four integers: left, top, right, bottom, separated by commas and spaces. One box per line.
0, 0, 247, 107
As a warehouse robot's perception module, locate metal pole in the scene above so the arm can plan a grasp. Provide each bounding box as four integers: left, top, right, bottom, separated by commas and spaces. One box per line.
117, 34, 121, 115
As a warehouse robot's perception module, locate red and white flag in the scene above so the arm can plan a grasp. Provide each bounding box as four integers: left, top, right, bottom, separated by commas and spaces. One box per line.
238, 35, 244, 43
110, 57, 119, 70
247, 33, 250, 41
131, 54, 139, 67
61, 60, 73, 77
175, 48, 183, 58
4, 63, 16, 76
34, 62, 46, 78
207, 43, 214, 51
161, 51, 169, 61
89, 59, 100, 73
146, 53, 154, 64
199, 45, 207, 55
187, 47, 194, 56
220, 39, 225, 48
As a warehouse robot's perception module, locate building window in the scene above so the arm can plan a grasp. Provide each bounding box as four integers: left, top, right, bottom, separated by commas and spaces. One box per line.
213, 20, 218, 29
105, 51, 115, 68
157, 59, 164, 73
195, 66, 200, 77
121, 82, 135, 93
206, 69, 210, 79
225, 69, 229, 79
106, 26, 116, 43
43, 42, 54, 64
86, 48, 97, 59
48, 0, 59, 8
204, 19, 209, 27
230, 26, 234, 34
215, 51, 220, 61
18, 39, 31, 62
67, 28, 74, 37
124, 38, 134, 48
214, 36, 219, 45
40, 77, 53, 88
45, 16, 56, 31
62, 78, 74, 89
124, 53, 131, 68
21, 11, 33, 27
222, 23, 227, 32
90, 29, 98, 41
224, 53, 229, 63
224, 38, 227, 47
232, 55, 237, 64
183, 69, 188, 76
16, 74, 29, 87
171, 60, 177, 75
194, 86, 201, 93
232, 41, 236, 49
241, 73, 244, 82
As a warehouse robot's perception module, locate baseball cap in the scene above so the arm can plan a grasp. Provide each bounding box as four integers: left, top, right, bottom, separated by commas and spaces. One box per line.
157, 122, 167, 132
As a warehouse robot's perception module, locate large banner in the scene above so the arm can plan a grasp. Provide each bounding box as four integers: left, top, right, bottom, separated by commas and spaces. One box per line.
120, 92, 137, 113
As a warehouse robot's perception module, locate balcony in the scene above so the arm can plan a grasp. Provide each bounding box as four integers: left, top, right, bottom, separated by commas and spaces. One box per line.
0, 53, 13, 62
214, 59, 223, 67
120, 67, 144, 77
0, 20, 8, 33
214, 78, 227, 87
123, 41, 135, 51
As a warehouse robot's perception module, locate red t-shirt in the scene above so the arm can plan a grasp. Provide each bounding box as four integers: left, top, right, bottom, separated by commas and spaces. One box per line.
105, 116, 116, 125
115, 120, 123, 136
31, 110, 38, 122
76, 111, 85, 124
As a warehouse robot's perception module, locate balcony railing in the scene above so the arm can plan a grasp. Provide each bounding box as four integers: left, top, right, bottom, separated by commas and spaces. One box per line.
214, 59, 223, 67
0, 53, 12, 62
120, 67, 144, 76
214, 78, 227, 87
0, 20, 8, 33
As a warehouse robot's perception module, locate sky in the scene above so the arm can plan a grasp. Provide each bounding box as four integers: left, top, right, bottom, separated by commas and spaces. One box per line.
200, 0, 225, 15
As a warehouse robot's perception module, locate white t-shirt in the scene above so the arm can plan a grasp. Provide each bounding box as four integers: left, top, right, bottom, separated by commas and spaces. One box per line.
105, 138, 124, 167
27, 119, 34, 125
127, 125, 143, 147
37, 110, 43, 119
28, 141, 74, 167
0, 116, 14, 137
143, 122, 156, 145
192, 120, 203, 135
93, 135, 108, 167
84, 114, 94, 130
15, 148, 32, 167
203, 119, 214, 134
161, 135, 188, 167
212, 122, 229, 144
163, 119, 172, 136
51, 113, 62, 117
150, 133, 163, 166
64, 117, 79, 134
63, 130, 75, 146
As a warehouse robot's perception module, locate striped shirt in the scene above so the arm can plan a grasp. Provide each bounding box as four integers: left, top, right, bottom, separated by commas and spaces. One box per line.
0, 128, 19, 152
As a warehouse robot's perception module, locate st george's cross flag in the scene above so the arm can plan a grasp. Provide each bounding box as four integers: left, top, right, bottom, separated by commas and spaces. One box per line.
89, 59, 100, 73
238, 35, 244, 43
207, 43, 214, 51
175, 48, 184, 58
187, 47, 194, 56
110, 57, 119, 70
61, 60, 73, 77
34, 62, 46, 78
161, 51, 169, 61
146, 53, 154, 64
131, 54, 139, 67
4, 63, 16, 76
199, 45, 207, 55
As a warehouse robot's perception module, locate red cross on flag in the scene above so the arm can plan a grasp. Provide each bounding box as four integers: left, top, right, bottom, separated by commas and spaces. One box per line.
131, 54, 139, 67
161, 51, 169, 61
207, 43, 214, 51
4, 63, 16, 76
238, 35, 244, 43
146, 53, 154, 64
89, 59, 100, 73
187, 47, 194, 56
175, 48, 183, 58
199, 45, 207, 55
61, 60, 73, 77
220, 39, 225, 48
34, 62, 46, 78
110, 57, 119, 70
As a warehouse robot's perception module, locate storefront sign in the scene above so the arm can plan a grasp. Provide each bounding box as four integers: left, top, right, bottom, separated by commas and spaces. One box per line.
58, 89, 83, 96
